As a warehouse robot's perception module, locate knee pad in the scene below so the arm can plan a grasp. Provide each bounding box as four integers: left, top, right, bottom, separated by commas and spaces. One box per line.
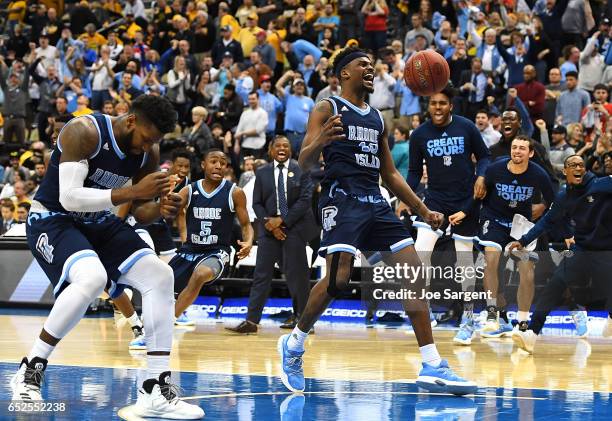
68, 255, 107, 300
326, 253, 355, 297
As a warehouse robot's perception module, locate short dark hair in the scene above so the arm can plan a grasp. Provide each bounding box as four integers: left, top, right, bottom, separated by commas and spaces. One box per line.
172, 148, 192, 162
17, 202, 31, 211
249, 90, 259, 98
203, 148, 228, 160
130, 95, 177, 134
224, 83, 236, 92
1, 201, 15, 211
562, 44, 576, 60
512, 135, 534, 151
394, 125, 410, 139
476, 109, 489, 117
269, 134, 291, 149
55, 114, 73, 124
564, 154, 583, 167
594, 83, 608, 92
565, 71, 578, 79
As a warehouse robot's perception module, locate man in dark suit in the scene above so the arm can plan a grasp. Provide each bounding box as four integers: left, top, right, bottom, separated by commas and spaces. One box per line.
458, 57, 492, 121
226, 136, 318, 334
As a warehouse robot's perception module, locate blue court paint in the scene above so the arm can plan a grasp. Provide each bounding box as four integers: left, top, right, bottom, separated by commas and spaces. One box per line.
0, 363, 610, 420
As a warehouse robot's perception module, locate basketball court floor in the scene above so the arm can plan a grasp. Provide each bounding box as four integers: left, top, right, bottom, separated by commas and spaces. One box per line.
1, 309, 611, 420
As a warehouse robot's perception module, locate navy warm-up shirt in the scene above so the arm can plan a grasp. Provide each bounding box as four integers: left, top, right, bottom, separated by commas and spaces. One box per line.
408, 114, 490, 203
481, 158, 555, 224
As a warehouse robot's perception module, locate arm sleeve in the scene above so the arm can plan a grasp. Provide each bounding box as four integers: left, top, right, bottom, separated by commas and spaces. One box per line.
58, 161, 114, 212
519, 192, 565, 246
407, 133, 423, 190
590, 175, 612, 194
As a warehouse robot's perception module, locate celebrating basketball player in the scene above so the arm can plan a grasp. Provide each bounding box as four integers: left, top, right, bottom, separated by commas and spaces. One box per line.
12, 96, 204, 419
405, 86, 490, 342
448, 136, 555, 344
277, 47, 477, 396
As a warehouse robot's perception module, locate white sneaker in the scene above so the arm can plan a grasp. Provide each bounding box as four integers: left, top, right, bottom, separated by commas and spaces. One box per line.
11, 357, 47, 401
511, 329, 537, 354
132, 372, 204, 419
603, 317, 612, 338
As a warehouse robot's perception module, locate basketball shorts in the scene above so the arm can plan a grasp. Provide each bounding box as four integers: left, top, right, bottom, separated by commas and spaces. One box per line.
318, 188, 414, 257
169, 249, 230, 293
474, 219, 513, 252
26, 211, 155, 298
413, 195, 479, 241
128, 217, 177, 256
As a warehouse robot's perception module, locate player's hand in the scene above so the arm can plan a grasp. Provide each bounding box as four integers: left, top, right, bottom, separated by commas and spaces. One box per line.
236, 240, 253, 259
316, 114, 345, 145
564, 237, 575, 249
160, 192, 182, 219
133, 171, 171, 199
272, 227, 287, 240
264, 216, 283, 231
422, 209, 444, 231
531, 203, 546, 220
448, 211, 466, 225
473, 176, 486, 199
395, 201, 411, 218
507, 241, 523, 252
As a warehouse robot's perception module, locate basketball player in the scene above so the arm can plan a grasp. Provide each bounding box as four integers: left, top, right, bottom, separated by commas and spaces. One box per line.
449, 136, 555, 344
277, 47, 477, 395
406, 86, 490, 334
12, 96, 204, 418
510, 155, 612, 353
168, 149, 253, 322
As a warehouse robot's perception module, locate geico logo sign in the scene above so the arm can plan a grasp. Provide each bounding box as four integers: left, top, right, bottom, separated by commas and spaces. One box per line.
193, 305, 217, 313
375, 310, 405, 317
221, 306, 248, 314
321, 309, 367, 317
545, 315, 575, 324
262, 306, 293, 314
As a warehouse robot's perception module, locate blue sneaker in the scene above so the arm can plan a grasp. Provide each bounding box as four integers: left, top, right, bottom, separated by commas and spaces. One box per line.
129, 326, 146, 350
481, 319, 513, 338
175, 312, 195, 326
416, 359, 477, 396
453, 315, 475, 345
277, 334, 305, 392
430, 309, 437, 327
570, 310, 589, 337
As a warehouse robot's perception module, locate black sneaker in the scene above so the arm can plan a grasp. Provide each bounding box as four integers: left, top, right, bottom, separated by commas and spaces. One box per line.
10, 357, 47, 401
518, 321, 529, 332
486, 305, 498, 322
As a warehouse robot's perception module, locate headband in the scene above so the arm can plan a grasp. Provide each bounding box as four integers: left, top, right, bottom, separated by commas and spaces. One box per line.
334, 51, 369, 77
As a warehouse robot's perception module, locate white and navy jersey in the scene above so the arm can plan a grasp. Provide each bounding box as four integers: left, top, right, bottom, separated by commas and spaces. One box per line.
182, 179, 236, 254
481, 158, 555, 225
322, 96, 385, 195
35, 113, 148, 221
408, 114, 490, 203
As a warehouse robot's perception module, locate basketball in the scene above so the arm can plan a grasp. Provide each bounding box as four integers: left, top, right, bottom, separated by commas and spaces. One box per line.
404, 50, 450, 96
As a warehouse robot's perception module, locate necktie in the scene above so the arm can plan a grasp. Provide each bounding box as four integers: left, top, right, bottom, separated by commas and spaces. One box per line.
277, 164, 288, 219
470, 74, 477, 103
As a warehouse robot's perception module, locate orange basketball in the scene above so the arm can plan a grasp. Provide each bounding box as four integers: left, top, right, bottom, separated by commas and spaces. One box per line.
404, 50, 450, 97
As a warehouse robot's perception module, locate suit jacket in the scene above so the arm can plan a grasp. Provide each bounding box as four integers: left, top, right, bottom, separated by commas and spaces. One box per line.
252, 159, 318, 241
458, 70, 491, 103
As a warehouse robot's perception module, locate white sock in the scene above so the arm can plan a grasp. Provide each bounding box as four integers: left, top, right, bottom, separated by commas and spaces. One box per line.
127, 313, 143, 329
27, 338, 55, 361
517, 311, 530, 322
147, 354, 170, 381
286, 327, 309, 352
486, 298, 497, 307
420, 343, 442, 367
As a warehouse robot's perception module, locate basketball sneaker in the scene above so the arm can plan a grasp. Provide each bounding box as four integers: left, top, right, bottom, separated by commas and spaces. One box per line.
481, 318, 513, 338
511, 329, 537, 354
453, 314, 475, 345
277, 334, 305, 392
416, 359, 477, 395
11, 357, 47, 401
175, 312, 195, 326
429, 309, 438, 327
570, 310, 589, 338
129, 326, 147, 350
480, 305, 499, 336
132, 371, 204, 419
603, 316, 612, 338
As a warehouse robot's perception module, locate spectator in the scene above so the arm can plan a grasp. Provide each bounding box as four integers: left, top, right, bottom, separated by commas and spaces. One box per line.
561, 0, 594, 49
166, 56, 193, 128
193, 69, 218, 108
0, 200, 15, 235
6, 24, 28, 59
496, 34, 527, 87
72, 95, 94, 116
475, 110, 502, 148
404, 13, 434, 53
560, 44, 580, 81
313, 3, 339, 45
31, 162, 46, 185
124, 0, 146, 20
234, 91, 269, 159
217, 2, 241, 39
458, 57, 491, 121
361, 0, 389, 55
275, 71, 315, 156
215, 83, 244, 132
337, 0, 360, 45
79, 23, 106, 51
160, 39, 198, 78
556, 71, 591, 126
233, 63, 255, 104
253, 30, 276, 71
257, 74, 283, 139
247, 50, 273, 90
447, 38, 471, 87
516, 65, 546, 123
566, 122, 587, 153
287, 7, 315, 44
211, 26, 244, 67
102, 100, 115, 115
239, 13, 264, 57
578, 31, 605, 93
315, 69, 341, 102
370, 63, 396, 132
28, 57, 62, 144
185, 106, 216, 158
15, 201, 29, 223
544, 67, 566, 127
536, 120, 576, 179
2, 152, 28, 188
0, 56, 29, 144
236, 0, 258, 27
525, 16, 554, 83
11, 179, 30, 208
472, 28, 504, 76
141, 67, 166, 95
391, 125, 410, 179
90, 46, 116, 111
395, 77, 420, 129
34, 34, 57, 68
581, 84, 612, 141
114, 60, 142, 91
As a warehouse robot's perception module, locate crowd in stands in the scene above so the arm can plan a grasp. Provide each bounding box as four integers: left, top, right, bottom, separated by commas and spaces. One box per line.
0, 0, 612, 234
